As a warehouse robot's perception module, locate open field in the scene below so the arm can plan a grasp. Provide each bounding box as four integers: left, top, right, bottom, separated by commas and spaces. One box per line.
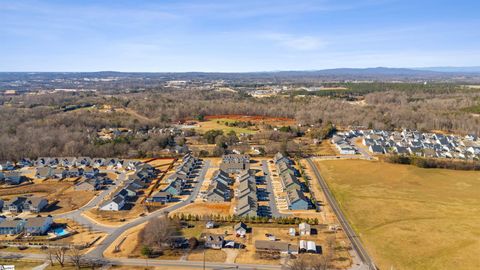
315, 160, 480, 270
193, 114, 297, 135
195, 118, 258, 134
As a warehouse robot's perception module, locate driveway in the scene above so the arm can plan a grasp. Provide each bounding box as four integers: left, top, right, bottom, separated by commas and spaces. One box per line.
261, 160, 289, 218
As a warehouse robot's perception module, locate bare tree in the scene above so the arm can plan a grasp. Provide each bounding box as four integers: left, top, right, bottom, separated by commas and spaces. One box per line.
44, 248, 55, 266
285, 255, 309, 270
140, 215, 179, 252
69, 247, 84, 270
53, 247, 68, 267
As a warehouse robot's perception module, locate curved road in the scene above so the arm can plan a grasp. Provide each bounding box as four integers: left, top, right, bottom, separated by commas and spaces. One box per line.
306, 158, 376, 270
87, 160, 210, 258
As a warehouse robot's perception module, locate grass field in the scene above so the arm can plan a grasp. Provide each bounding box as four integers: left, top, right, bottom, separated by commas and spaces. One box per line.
195, 118, 258, 134
315, 160, 480, 270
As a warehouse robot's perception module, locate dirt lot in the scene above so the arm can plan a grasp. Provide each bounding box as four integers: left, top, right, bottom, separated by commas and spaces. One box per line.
171, 202, 232, 217
0, 181, 96, 215
315, 159, 480, 270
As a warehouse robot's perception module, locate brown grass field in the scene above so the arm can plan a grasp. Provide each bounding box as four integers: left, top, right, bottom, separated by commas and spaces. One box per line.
315, 160, 480, 270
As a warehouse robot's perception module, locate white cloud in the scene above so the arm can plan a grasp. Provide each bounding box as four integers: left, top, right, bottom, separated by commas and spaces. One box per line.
263, 33, 326, 51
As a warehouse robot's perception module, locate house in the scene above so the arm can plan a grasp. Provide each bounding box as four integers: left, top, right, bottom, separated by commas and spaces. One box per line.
286, 189, 309, 210
17, 158, 33, 167
220, 154, 250, 173
203, 234, 224, 249
75, 157, 92, 167
74, 179, 101, 191
0, 219, 25, 235
123, 185, 138, 197
60, 157, 76, 168
337, 144, 356, 155
24, 216, 53, 235
235, 194, 257, 217
4, 171, 23, 185
369, 144, 385, 154
116, 189, 130, 199
299, 222, 311, 236
6, 197, 27, 212
146, 191, 172, 204
205, 181, 232, 202
99, 195, 125, 211
51, 168, 66, 179
83, 167, 99, 179
211, 170, 233, 186
279, 172, 302, 192
206, 221, 215, 229
255, 240, 298, 255
234, 222, 248, 237
0, 161, 15, 171
0, 199, 3, 211
162, 179, 184, 196
273, 152, 291, 165
92, 158, 106, 168
23, 197, 48, 213
65, 168, 82, 178
128, 179, 149, 189
35, 167, 52, 179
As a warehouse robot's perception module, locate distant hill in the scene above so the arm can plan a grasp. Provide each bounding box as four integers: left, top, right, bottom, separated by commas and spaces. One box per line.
413, 66, 480, 73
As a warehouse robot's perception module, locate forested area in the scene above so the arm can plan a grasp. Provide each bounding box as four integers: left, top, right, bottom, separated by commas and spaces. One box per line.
1, 82, 480, 160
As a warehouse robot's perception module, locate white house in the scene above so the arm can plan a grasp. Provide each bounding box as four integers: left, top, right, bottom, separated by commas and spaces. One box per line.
99, 196, 125, 211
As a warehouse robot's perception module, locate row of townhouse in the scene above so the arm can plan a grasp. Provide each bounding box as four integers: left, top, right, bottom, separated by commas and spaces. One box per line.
35, 167, 99, 180
1, 196, 48, 213
234, 171, 258, 217
99, 168, 154, 211
330, 136, 357, 155
146, 154, 201, 204
335, 129, 480, 160
205, 170, 233, 202
274, 153, 309, 210
34, 157, 148, 171
220, 154, 250, 173
0, 216, 53, 235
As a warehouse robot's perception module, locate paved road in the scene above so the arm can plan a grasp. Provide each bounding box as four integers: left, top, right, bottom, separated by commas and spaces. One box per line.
306, 158, 376, 270
54, 172, 127, 233
260, 160, 288, 218
0, 250, 281, 270
87, 160, 211, 258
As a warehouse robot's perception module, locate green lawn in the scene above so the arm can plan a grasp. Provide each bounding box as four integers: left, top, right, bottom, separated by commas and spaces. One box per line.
315, 160, 480, 270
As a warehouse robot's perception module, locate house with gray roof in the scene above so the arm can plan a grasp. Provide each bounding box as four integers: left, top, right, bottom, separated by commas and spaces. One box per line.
24, 216, 53, 235
0, 219, 25, 235
99, 195, 125, 211
286, 189, 309, 210
4, 171, 23, 185
220, 154, 250, 173
23, 197, 48, 213
206, 181, 232, 202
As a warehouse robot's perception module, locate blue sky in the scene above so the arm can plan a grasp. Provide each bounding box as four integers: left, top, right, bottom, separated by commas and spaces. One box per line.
0, 0, 479, 72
